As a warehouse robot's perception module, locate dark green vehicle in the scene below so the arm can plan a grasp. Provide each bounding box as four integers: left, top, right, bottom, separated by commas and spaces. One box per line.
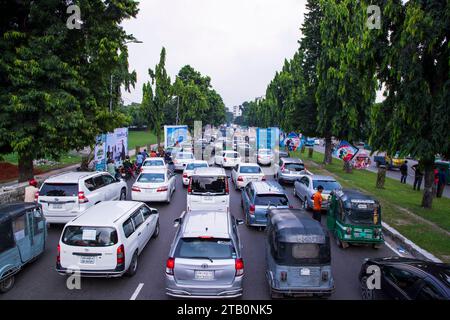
326, 189, 384, 249
435, 160, 450, 185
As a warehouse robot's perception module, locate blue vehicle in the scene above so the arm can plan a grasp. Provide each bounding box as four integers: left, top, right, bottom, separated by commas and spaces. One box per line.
304, 137, 315, 147
241, 181, 290, 227
0, 203, 47, 293
266, 208, 334, 298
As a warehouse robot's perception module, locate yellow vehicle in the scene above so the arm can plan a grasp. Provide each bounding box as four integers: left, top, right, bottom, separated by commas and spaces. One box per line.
374, 153, 406, 170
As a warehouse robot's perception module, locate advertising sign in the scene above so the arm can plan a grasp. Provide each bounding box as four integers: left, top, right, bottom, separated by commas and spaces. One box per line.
164, 125, 188, 148
94, 128, 128, 171
256, 127, 280, 150
282, 132, 301, 151
94, 134, 107, 171
333, 140, 359, 162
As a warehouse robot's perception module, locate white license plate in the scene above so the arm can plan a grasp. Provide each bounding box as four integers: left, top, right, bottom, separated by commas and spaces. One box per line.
202, 196, 213, 202
52, 204, 63, 209
80, 256, 96, 264
144, 189, 156, 193
300, 268, 311, 276
195, 270, 214, 280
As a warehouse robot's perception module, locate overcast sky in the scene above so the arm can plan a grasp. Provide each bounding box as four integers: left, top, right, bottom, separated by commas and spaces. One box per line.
121, 0, 307, 110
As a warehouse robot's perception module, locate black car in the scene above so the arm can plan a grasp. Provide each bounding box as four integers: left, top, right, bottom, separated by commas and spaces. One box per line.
359, 257, 450, 300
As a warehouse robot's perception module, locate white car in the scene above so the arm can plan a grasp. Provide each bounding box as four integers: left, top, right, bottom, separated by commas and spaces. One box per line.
173, 152, 195, 171
182, 160, 209, 186
231, 163, 265, 190
181, 142, 193, 153
215, 151, 241, 168
257, 149, 274, 166
131, 169, 177, 203
57, 201, 159, 278
141, 157, 167, 171
37, 172, 127, 224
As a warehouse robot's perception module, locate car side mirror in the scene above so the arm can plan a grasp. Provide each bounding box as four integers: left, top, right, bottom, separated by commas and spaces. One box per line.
151, 209, 158, 215
173, 218, 181, 227
236, 219, 244, 226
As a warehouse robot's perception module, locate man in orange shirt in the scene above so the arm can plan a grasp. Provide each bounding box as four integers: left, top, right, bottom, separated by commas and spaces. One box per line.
312, 185, 324, 223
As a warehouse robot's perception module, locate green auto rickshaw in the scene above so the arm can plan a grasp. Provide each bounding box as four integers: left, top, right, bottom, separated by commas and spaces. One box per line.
435, 160, 450, 185
327, 189, 384, 249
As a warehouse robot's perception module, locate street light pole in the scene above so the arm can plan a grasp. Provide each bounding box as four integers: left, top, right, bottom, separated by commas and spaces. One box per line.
176, 96, 179, 125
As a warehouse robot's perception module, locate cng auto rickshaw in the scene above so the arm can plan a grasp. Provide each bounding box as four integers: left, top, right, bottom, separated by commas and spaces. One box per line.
0, 203, 47, 293
265, 208, 334, 299
327, 189, 384, 249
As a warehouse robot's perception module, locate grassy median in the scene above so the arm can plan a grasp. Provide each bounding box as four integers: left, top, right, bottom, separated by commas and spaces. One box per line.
292, 149, 450, 263
128, 130, 157, 151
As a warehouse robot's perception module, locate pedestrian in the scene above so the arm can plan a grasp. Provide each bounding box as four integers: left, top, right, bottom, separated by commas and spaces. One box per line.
312, 185, 324, 223
107, 159, 116, 177
437, 168, 447, 198
136, 152, 144, 168
433, 167, 439, 196
412, 163, 424, 191
24, 178, 39, 202
400, 160, 408, 184
143, 149, 149, 159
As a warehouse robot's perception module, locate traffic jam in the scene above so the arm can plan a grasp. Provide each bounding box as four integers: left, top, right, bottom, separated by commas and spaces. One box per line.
0, 126, 449, 301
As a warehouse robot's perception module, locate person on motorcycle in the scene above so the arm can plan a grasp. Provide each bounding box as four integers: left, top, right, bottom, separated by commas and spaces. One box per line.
123, 156, 134, 178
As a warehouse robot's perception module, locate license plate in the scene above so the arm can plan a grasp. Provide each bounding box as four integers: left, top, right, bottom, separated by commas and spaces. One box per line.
202, 196, 213, 202
300, 268, 311, 276
52, 204, 63, 209
145, 189, 156, 193
195, 270, 214, 280
80, 256, 96, 265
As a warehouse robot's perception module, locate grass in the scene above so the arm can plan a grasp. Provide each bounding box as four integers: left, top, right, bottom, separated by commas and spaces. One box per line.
293, 149, 450, 263
128, 130, 158, 151
1, 152, 82, 168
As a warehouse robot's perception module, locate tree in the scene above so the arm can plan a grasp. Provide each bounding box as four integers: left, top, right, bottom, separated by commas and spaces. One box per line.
368, 0, 449, 208
142, 47, 171, 146
0, 0, 138, 181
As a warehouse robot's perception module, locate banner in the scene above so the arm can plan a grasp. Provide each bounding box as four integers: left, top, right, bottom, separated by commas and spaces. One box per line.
282, 132, 301, 151
94, 134, 107, 171
256, 127, 280, 150
333, 140, 359, 162
164, 125, 188, 148
95, 128, 128, 171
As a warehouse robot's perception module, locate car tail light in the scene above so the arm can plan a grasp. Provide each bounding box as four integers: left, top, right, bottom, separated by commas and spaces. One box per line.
34, 191, 39, 202
225, 178, 229, 194
117, 244, 125, 266
157, 186, 168, 192
249, 204, 255, 215
322, 271, 329, 281
56, 244, 60, 264
346, 227, 352, 235
280, 271, 287, 281
188, 179, 192, 194
166, 257, 175, 275
237, 176, 244, 182
78, 191, 89, 203
183, 173, 188, 178
132, 186, 141, 192
261, 176, 266, 181
224, 158, 227, 162
235, 258, 244, 276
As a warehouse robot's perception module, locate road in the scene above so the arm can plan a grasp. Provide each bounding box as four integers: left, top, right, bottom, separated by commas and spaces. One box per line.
1, 165, 398, 300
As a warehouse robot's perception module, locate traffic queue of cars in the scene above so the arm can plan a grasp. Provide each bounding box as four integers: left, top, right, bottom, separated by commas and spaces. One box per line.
1, 135, 449, 300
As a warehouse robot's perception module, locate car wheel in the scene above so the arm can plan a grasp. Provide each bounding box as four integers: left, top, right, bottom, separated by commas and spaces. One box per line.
0, 276, 15, 294
360, 276, 377, 300
119, 189, 127, 200
126, 252, 138, 277
152, 221, 160, 239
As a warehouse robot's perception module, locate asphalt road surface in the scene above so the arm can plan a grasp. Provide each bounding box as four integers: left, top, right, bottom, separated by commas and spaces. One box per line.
1, 166, 397, 300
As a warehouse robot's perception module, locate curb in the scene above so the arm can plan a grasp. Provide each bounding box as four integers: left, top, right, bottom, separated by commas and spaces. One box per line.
382, 222, 442, 263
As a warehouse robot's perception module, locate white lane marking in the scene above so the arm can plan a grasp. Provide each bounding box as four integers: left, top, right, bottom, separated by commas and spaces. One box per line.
384, 241, 404, 257
130, 283, 144, 300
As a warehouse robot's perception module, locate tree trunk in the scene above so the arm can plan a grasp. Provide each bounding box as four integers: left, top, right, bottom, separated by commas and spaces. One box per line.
323, 136, 333, 164
156, 130, 161, 147
301, 145, 306, 154
376, 165, 386, 189
344, 160, 352, 173
18, 152, 34, 182
421, 161, 434, 209
308, 147, 314, 158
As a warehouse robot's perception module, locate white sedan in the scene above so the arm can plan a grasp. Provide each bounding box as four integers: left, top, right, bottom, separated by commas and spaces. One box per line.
141, 157, 167, 171
182, 160, 209, 186
215, 151, 241, 168
231, 163, 265, 190
173, 152, 195, 171
257, 149, 274, 165
131, 169, 176, 203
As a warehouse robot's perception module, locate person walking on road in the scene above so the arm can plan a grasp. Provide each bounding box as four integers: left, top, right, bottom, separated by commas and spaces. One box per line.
400, 161, 408, 184
136, 152, 144, 168
412, 163, 424, 191
312, 186, 324, 223
437, 168, 447, 198
24, 178, 39, 202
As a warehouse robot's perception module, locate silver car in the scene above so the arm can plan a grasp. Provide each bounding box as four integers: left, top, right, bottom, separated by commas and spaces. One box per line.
165, 210, 245, 298
276, 158, 306, 184
293, 175, 342, 210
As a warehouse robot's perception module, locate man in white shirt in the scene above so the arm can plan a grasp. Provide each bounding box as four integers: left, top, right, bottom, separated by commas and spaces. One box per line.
24, 178, 39, 202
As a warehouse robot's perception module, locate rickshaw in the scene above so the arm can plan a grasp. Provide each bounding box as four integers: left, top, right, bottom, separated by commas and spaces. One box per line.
353, 152, 371, 169
327, 189, 384, 249
435, 160, 450, 185
265, 208, 334, 299
0, 203, 47, 293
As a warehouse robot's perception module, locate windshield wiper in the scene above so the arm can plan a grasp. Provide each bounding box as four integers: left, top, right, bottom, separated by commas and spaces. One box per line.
183, 256, 214, 263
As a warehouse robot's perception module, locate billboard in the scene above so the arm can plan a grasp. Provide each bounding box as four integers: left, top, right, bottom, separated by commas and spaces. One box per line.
164, 125, 188, 148
256, 127, 280, 150
333, 140, 359, 162
94, 128, 128, 171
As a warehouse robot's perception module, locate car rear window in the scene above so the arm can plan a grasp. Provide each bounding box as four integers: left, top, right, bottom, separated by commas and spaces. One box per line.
186, 163, 208, 170
143, 160, 165, 167
175, 238, 236, 260
137, 173, 165, 183
40, 183, 78, 197
285, 163, 305, 171
259, 150, 271, 155
190, 176, 227, 195
255, 194, 289, 206
240, 166, 261, 174
177, 153, 194, 159
224, 152, 239, 158
62, 226, 118, 247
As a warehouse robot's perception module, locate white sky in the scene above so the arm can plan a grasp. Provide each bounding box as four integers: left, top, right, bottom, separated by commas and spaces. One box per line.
121, 0, 307, 110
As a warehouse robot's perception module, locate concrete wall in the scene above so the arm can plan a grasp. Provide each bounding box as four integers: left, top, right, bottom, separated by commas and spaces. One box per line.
0, 178, 44, 204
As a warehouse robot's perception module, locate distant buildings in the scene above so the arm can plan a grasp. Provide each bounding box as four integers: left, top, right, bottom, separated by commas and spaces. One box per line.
233, 105, 242, 118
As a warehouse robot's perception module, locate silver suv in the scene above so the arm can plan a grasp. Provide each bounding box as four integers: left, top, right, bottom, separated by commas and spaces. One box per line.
165, 210, 245, 298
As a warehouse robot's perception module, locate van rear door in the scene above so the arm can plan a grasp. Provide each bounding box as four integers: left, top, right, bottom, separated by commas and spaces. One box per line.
187, 176, 229, 212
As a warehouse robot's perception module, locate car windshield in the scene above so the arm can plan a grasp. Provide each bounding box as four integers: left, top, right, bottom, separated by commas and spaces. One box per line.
240, 166, 261, 174
138, 173, 165, 183
275, 242, 331, 265
143, 160, 164, 167
285, 163, 304, 172
313, 180, 341, 191
40, 183, 78, 197
177, 153, 194, 159
255, 194, 289, 206
186, 163, 208, 170
190, 176, 227, 195
175, 238, 236, 260
224, 152, 239, 158
62, 226, 118, 247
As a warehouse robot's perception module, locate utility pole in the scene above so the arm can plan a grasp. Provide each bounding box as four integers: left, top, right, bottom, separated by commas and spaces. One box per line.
109, 74, 113, 113
176, 95, 180, 125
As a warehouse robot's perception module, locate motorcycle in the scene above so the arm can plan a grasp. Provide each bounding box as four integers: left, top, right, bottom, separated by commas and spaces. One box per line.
118, 165, 133, 181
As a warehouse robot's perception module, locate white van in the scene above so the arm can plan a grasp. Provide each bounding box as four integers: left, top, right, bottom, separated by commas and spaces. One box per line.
56, 201, 159, 278
187, 167, 230, 212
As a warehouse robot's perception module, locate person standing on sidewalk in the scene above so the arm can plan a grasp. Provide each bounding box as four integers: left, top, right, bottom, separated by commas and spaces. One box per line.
312, 186, 324, 223
412, 163, 424, 191
24, 178, 39, 202
437, 168, 447, 198
400, 160, 408, 184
